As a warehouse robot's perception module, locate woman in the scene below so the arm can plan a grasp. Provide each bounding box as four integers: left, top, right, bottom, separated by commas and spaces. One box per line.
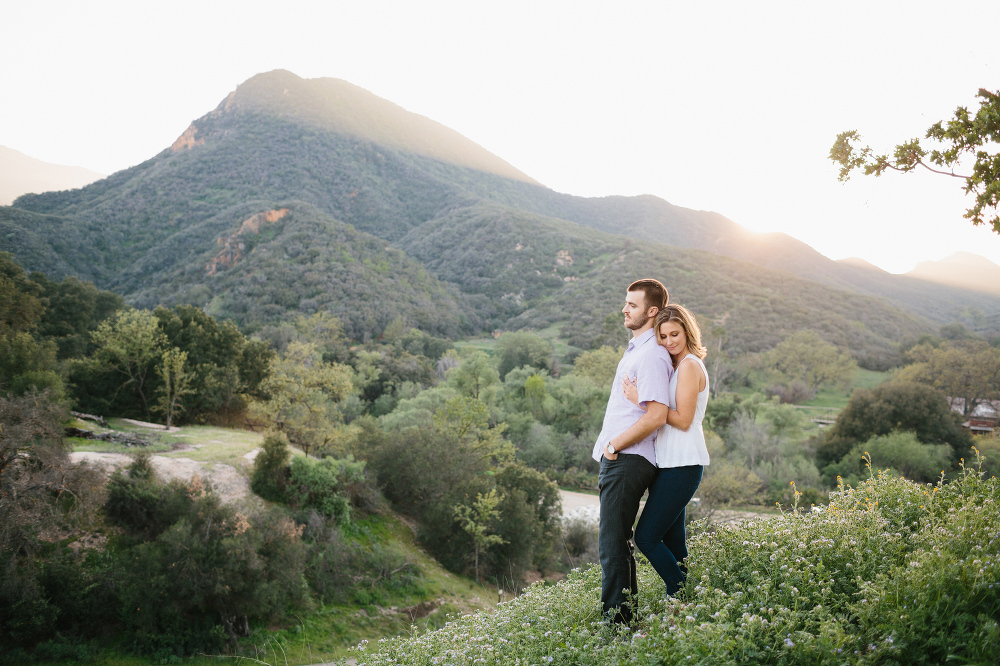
622, 303, 710, 597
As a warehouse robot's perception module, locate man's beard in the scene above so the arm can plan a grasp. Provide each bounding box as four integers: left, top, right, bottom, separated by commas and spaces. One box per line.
625, 310, 649, 331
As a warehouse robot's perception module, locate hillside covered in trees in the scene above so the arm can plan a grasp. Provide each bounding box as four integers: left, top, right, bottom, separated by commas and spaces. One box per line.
4, 66, 1000, 665
3, 69, 998, 360
4, 242, 998, 661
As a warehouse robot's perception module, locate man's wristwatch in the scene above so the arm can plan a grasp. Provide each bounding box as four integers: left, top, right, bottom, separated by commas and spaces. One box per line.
606, 443, 616, 456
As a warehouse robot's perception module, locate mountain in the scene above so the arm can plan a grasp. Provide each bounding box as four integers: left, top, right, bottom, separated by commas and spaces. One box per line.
455, 181, 1000, 323
174, 69, 539, 186
0, 145, 103, 205
1, 69, 997, 364
905, 252, 1000, 297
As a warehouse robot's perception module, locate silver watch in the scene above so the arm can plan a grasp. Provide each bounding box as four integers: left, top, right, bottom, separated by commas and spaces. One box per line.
606, 443, 616, 455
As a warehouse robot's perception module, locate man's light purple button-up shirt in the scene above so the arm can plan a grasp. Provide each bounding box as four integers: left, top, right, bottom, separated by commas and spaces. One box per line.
591, 327, 674, 466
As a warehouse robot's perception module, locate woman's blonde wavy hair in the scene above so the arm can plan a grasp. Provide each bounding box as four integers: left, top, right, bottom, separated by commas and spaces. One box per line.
654, 304, 707, 360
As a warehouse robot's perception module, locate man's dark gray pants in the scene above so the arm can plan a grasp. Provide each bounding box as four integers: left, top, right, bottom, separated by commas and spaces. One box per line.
598, 453, 658, 625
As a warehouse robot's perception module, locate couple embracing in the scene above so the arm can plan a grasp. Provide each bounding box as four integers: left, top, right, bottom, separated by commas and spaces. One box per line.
591, 278, 710, 626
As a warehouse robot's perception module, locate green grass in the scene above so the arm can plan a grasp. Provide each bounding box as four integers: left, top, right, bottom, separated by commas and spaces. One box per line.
156, 425, 264, 467
798, 368, 891, 414
454, 337, 499, 356
353, 461, 1000, 665
561, 486, 599, 496
852, 367, 893, 390
68, 420, 266, 468
255, 516, 499, 664
65, 420, 501, 665
67, 437, 174, 454
66, 418, 174, 454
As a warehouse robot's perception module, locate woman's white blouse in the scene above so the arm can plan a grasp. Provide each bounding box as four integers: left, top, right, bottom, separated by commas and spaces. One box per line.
654, 354, 711, 468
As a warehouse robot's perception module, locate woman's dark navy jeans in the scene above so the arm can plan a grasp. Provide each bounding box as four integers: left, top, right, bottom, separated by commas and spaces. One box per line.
634, 464, 703, 597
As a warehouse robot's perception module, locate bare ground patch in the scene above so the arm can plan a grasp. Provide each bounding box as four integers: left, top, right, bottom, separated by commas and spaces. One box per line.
70, 451, 252, 505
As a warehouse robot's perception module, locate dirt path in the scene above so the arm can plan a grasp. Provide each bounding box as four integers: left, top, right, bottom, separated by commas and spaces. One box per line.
70, 451, 252, 505
558, 489, 769, 525
66, 458, 767, 525
560, 489, 600, 512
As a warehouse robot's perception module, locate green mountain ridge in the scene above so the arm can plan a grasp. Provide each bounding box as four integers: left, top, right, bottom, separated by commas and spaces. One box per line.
2, 69, 996, 361
125, 200, 471, 339
395, 202, 918, 365
455, 174, 1000, 323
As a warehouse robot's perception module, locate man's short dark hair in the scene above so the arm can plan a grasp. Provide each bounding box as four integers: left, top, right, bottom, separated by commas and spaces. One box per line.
627, 278, 669, 312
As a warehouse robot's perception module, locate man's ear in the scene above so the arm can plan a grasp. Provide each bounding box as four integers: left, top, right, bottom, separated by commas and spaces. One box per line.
648, 306, 659, 319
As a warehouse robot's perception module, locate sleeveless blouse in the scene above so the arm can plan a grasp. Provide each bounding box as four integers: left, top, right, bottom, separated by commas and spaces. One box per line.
654, 354, 711, 468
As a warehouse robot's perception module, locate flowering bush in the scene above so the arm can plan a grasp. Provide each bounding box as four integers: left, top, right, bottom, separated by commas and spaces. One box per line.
353, 453, 999, 665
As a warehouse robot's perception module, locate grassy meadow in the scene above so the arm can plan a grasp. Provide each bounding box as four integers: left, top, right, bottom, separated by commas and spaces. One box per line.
352, 458, 1000, 666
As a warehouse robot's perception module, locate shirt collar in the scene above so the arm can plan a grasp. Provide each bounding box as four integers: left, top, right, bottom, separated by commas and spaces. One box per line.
628, 326, 656, 351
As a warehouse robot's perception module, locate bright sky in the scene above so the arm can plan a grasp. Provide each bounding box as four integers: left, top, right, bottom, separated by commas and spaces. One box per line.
3, 0, 999, 274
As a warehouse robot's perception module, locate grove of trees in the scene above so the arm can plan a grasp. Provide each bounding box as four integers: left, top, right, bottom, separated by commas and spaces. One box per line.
3, 246, 999, 661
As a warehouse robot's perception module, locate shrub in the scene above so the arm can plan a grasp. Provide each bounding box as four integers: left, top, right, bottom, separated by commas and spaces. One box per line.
970, 436, 1000, 480
299, 511, 418, 603
519, 435, 563, 471
765, 380, 810, 404
367, 425, 485, 518
109, 480, 310, 654
104, 452, 194, 541
490, 464, 561, 583
817, 381, 971, 468
286, 455, 366, 523
496, 332, 553, 379
825, 431, 954, 485
544, 466, 597, 491
688, 458, 765, 524
250, 431, 291, 502
560, 516, 598, 568
0, 390, 105, 649
352, 456, 1000, 665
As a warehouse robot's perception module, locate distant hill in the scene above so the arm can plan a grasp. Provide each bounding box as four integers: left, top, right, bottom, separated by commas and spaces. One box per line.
0, 145, 103, 205
396, 201, 921, 367
905, 252, 1000, 297
2, 69, 997, 363
457, 180, 1000, 323
837, 257, 887, 272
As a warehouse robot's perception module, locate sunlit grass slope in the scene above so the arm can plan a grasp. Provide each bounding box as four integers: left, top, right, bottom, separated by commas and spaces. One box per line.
356, 460, 1000, 665
231, 515, 498, 665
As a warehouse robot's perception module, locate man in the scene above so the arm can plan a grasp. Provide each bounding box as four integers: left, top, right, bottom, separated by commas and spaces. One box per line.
591, 278, 673, 626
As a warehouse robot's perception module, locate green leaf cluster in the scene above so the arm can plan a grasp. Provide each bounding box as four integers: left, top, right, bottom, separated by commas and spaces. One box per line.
363, 392, 559, 586
831, 88, 1000, 233
287, 455, 367, 523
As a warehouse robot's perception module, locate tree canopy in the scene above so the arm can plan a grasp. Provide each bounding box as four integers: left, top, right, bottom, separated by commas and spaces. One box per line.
897, 340, 1000, 419
816, 380, 972, 468
496, 331, 553, 379
758, 330, 856, 399
250, 340, 354, 457
830, 88, 1000, 233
